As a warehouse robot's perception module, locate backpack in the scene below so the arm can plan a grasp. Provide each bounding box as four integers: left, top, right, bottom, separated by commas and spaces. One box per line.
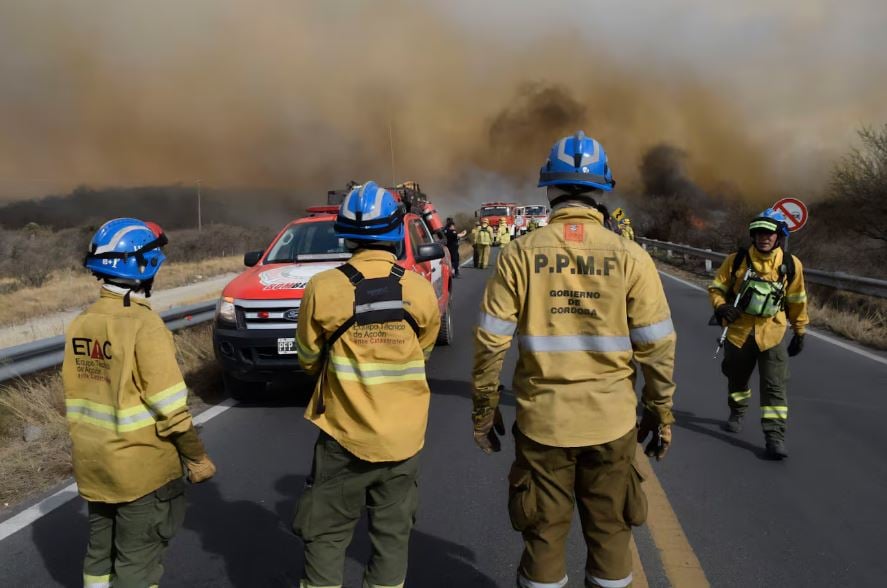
314, 262, 420, 414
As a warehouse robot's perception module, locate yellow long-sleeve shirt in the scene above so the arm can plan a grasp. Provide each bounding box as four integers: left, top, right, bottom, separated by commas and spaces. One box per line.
708, 246, 808, 351
472, 207, 677, 448
296, 249, 441, 462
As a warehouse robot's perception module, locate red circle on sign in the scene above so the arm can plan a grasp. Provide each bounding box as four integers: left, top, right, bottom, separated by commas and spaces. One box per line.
772, 197, 808, 232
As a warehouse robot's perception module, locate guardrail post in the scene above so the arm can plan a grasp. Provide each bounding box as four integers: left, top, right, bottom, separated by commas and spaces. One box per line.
667, 248, 673, 258
705, 250, 712, 273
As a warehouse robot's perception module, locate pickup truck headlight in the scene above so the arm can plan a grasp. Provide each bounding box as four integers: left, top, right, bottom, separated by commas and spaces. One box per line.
216, 296, 236, 325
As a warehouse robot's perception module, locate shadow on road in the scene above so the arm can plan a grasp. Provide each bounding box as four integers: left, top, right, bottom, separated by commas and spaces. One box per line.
672, 409, 778, 460
31, 499, 87, 587
184, 479, 303, 587
275, 474, 498, 587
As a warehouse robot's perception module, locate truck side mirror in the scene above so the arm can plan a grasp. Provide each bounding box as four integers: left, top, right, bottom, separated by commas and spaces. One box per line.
415, 243, 445, 263
244, 250, 263, 267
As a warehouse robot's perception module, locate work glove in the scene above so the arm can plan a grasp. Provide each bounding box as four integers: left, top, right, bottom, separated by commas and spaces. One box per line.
715, 303, 741, 324
185, 455, 217, 484
474, 407, 506, 454
637, 409, 671, 461
788, 333, 805, 357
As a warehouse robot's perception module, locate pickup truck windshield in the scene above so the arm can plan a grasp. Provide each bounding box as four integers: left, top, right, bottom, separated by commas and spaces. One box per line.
265, 220, 405, 263
481, 206, 510, 217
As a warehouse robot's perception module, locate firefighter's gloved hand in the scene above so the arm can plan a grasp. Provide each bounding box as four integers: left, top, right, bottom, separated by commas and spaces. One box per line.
474, 407, 505, 454
637, 410, 671, 461
715, 304, 741, 324
787, 333, 805, 357
185, 455, 217, 483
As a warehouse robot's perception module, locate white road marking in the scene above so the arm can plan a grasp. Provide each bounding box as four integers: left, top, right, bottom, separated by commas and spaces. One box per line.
658, 269, 887, 368
0, 398, 238, 542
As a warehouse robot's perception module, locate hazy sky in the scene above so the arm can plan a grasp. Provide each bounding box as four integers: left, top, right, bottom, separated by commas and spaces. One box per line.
1, 0, 884, 204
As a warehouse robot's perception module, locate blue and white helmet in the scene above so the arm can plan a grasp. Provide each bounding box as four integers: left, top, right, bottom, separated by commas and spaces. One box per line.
749, 208, 790, 237
84, 218, 168, 282
538, 131, 615, 193
334, 181, 405, 242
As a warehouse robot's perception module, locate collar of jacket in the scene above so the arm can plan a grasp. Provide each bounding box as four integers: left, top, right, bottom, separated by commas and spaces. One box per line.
749, 245, 782, 265
100, 285, 151, 308
548, 207, 605, 226
349, 249, 398, 263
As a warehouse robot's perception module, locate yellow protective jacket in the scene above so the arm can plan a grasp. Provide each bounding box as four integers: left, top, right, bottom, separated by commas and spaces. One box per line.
708, 246, 808, 351
620, 223, 635, 241
296, 249, 441, 462
476, 225, 494, 246
473, 207, 677, 448
497, 224, 511, 245
62, 287, 193, 503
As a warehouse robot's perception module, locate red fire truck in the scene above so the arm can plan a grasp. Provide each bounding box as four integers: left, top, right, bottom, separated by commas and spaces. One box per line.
476, 202, 518, 241
514, 204, 550, 235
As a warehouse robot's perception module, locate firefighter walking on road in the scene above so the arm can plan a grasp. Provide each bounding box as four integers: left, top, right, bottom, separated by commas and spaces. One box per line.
64, 218, 216, 588
472, 132, 677, 588
613, 208, 635, 241
709, 209, 808, 459
497, 218, 512, 247
471, 221, 482, 267
475, 218, 494, 268
294, 181, 441, 588
444, 217, 466, 277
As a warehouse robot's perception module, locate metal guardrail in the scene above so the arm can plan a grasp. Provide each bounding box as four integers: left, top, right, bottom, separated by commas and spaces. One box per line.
637, 237, 887, 299
0, 301, 217, 384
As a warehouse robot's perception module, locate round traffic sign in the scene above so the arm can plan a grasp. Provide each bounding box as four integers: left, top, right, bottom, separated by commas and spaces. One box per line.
773, 197, 808, 232
514, 215, 525, 227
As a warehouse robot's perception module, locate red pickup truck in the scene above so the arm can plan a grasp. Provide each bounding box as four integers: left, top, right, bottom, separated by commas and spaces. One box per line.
213, 202, 454, 399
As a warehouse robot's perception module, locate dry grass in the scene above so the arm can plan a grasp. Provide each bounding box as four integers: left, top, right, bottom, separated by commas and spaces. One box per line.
0, 255, 242, 328
651, 254, 887, 350
0, 323, 223, 511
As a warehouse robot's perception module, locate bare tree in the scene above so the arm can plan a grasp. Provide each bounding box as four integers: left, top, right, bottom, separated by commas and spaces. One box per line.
831, 125, 887, 242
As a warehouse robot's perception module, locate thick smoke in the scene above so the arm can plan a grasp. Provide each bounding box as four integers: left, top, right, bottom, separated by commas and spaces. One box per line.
1, 0, 885, 217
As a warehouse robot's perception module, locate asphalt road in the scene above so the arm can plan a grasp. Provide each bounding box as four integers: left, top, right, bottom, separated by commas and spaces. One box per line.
2, 249, 886, 587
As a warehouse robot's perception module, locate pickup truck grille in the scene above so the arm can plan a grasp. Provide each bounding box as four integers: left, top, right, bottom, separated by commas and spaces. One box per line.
235, 299, 301, 330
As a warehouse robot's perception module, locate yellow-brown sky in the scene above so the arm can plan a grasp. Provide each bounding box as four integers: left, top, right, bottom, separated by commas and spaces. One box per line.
1, 0, 885, 205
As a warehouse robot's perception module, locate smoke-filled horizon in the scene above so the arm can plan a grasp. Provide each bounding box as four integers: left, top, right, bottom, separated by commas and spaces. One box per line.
1, 0, 885, 209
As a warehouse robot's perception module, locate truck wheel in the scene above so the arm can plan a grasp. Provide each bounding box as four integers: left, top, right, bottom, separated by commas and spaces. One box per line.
223, 371, 266, 402
437, 300, 454, 346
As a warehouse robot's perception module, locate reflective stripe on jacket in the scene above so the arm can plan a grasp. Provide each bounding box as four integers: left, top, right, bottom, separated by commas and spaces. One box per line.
472, 207, 677, 447
297, 249, 441, 462
62, 288, 193, 503
708, 247, 808, 351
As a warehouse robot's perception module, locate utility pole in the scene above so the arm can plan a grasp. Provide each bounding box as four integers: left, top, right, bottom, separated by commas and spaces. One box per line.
388, 118, 396, 186
196, 180, 202, 231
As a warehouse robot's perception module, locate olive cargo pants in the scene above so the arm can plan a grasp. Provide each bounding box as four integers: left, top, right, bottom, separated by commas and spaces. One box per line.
509, 426, 645, 588
722, 334, 789, 441
83, 478, 186, 588
293, 432, 420, 588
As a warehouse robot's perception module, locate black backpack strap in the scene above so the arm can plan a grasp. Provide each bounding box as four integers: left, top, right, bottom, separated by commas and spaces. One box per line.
726, 248, 749, 295
388, 264, 420, 336
336, 263, 364, 285
780, 252, 796, 286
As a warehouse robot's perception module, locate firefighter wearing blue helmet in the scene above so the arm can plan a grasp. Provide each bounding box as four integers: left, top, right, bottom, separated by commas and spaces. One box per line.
294, 182, 441, 588
709, 208, 808, 459
64, 219, 215, 588
473, 132, 677, 588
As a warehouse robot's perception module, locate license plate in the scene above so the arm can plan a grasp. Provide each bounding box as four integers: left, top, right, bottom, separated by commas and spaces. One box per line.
277, 338, 297, 355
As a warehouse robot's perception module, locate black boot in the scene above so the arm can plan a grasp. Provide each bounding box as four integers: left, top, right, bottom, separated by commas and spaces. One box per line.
765, 439, 788, 459
723, 412, 743, 433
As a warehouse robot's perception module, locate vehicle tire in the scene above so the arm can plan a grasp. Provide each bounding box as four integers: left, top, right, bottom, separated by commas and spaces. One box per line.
437, 299, 454, 346
223, 371, 266, 402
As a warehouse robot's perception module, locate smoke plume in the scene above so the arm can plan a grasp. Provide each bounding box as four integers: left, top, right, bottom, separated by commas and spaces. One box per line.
1, 0, 885, 218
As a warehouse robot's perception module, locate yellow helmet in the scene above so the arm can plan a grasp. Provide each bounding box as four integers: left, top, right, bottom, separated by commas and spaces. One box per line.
622, 218, 631, 225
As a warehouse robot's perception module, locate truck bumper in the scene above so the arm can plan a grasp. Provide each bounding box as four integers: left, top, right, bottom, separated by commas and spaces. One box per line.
213, 325, 304, 381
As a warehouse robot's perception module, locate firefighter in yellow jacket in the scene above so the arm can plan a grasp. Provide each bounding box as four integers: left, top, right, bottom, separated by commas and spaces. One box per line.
294, 181, 441, 588
497, 218, 512, 246
64, 218, 215, 588
473, 132, 677, 588
475, 218, 495, 268
709, 208, 808, 459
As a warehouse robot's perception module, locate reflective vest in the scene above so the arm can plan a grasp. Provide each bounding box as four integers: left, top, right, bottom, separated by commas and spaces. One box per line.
476, 225, 494, 246
63, 288, 193, 503
473, 207, 677, 447
297, 249, 441, 462
497, 224, 511, 245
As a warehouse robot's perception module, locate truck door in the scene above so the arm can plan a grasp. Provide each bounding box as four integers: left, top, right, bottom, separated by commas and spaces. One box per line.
408, 218, 443, 298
